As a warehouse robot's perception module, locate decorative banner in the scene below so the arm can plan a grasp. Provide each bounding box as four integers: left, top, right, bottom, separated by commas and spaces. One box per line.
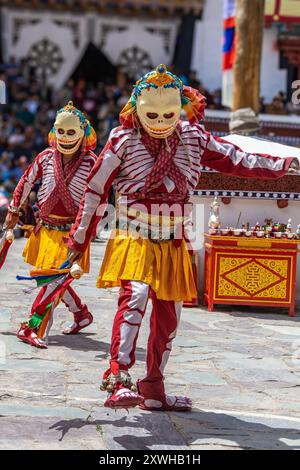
1, 7, 90, 90
222, 0, 236, 108
94, 16, 179, 79
265, 0, 300, 23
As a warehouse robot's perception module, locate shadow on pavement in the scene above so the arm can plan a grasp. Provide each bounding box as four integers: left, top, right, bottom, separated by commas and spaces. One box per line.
48, 333, 109, 352
2, 331, 147, 360
49, 407, 300, 450
169, 408, 300, 450
49, 333, 147, 360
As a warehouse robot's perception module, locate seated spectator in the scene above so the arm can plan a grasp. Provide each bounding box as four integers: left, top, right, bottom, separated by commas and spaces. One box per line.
0, 185, 9, 228
7, 126, 25, 146
13, 155, 29, 181
4, 56, 21, 82
259, 96, 266, 114
265, 96, 288, 115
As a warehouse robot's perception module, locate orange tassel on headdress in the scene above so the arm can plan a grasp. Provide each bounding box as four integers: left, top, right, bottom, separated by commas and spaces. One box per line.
181, 86, 206, 124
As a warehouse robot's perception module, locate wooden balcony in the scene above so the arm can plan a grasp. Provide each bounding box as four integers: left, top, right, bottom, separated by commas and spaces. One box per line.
0, 0, 204, 16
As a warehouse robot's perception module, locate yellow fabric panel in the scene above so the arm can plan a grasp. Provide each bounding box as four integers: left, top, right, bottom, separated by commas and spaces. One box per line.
97, 230, 197, 302
23, 226, 90, 272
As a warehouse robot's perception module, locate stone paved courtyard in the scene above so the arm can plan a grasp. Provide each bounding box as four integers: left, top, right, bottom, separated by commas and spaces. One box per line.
0, 238, 300, 450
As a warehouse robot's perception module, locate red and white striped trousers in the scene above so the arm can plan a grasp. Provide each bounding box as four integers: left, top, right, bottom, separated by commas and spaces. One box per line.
31, 284, 87, 317
109, 280, 182, 400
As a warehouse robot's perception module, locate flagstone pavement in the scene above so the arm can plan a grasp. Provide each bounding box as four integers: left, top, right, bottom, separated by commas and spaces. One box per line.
0, 238, 300, 450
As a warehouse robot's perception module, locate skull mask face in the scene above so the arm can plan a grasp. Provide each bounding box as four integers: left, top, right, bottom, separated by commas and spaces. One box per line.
54, 111, 85, 155
136, 87, 181, 139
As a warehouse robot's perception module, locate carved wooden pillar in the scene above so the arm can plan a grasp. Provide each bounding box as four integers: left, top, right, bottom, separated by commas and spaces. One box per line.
233, 0, 265, 113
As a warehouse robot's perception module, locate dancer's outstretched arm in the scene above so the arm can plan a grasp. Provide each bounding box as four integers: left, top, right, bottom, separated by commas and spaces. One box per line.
200, 128, 299, 179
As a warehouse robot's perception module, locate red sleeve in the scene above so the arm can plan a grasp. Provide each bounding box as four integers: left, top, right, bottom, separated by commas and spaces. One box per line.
67, 140, 121, 252
11, 151, 45, 208
201, 131, 294, 180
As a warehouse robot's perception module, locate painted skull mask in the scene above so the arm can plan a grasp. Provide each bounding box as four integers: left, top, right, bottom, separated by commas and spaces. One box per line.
54, 111, 85, 155
136, 86, 181, 139
120, 64, 206, 135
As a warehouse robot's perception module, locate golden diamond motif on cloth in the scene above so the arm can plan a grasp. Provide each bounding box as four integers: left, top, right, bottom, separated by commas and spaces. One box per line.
222, 259, 286, 296
219, 257, 250, 275
256, 280, 287, 299
218, 278, 249, 298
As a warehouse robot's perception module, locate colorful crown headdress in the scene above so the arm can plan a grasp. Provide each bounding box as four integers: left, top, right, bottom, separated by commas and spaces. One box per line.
56, 101, 87, 127
133, 64, 183, 97
48, 101, 97, 152
120, 64, 206, 128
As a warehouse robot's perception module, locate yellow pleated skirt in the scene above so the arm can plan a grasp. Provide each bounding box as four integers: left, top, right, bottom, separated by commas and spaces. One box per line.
97, 230, 197, 302
23, 226, 90, 272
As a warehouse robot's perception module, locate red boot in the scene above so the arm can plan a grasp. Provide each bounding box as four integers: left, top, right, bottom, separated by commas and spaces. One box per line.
17, 322, 47, 349
62, 307, 93, 335
104, 382, 143, 409
137, 380, 192, 412
101, 369, 143, 410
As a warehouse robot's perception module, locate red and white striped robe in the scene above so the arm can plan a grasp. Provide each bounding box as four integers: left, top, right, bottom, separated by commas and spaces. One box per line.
68, 121, 294, 252
11, 148, 97, 224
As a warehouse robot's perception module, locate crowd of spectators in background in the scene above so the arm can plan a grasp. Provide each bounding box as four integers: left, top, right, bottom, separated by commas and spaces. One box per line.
0, 57, 226, 205
260, 91, 300, 116
0, 56, 299, 216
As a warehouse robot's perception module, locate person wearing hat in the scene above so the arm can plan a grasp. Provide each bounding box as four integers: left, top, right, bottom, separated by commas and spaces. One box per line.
67, 65, 299, 411
5, 102, 97, 348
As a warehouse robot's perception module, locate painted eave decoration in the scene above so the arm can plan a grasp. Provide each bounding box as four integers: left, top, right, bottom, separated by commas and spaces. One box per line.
1, 0, 204, 15
194, 170, 300, 201
265, 0, 300, 23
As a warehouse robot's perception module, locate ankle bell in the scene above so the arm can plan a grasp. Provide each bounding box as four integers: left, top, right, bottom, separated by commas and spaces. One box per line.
100, 370, 137, 392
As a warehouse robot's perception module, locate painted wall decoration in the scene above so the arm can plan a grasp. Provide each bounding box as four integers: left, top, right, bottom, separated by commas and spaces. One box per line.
1, 8, 90, 90
94, 16, 179, 80
265, 0, 300, 23
1, 8, 180, 87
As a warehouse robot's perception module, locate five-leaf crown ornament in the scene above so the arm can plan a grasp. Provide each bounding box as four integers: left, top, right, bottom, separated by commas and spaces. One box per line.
133, 64, 183, 98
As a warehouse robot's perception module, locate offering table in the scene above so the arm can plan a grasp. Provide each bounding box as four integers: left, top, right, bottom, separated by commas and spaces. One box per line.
203, 234, 299, 317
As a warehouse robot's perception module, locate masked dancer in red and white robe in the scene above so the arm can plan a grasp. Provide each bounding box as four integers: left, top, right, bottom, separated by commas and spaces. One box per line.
5, 102, 97, 348
67, 65, 299, 411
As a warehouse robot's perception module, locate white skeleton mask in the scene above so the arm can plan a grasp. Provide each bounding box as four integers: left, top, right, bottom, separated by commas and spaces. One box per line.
136, 87, 181, 139
54, 111, 84, 155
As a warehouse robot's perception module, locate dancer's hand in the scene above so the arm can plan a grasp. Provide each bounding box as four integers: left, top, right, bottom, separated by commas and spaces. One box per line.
67, 248, 83, 264
70, 262, 84, 279
4, 211, 19, 230
288, 159, 300, 174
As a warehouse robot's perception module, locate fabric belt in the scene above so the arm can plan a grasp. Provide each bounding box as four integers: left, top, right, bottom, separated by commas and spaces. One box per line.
41, 221, 72, 232
116, 221, 177, 243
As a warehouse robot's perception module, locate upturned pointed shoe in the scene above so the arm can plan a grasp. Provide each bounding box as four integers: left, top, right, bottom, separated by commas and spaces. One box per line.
139, 395, 192, 412
17, 323, 47, 349
104, 382, 143, 410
